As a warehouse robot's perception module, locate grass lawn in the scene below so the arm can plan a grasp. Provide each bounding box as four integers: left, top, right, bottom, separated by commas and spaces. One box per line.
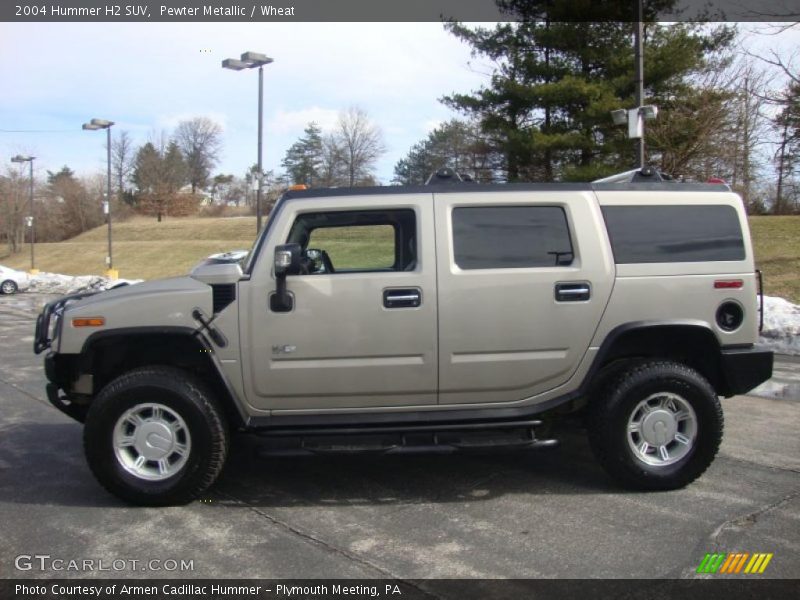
749, 216, 800, 304
0, 216, 258, 281
1, 214, 797, 303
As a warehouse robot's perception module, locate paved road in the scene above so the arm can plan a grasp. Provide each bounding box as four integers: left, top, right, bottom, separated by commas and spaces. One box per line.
0, 293, 798, 581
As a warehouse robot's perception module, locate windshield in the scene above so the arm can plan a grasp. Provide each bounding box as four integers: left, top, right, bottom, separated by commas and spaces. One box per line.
243, 195, 289, 274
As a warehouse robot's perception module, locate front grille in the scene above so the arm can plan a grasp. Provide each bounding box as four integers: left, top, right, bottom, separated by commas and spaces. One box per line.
211, 284, 236, 313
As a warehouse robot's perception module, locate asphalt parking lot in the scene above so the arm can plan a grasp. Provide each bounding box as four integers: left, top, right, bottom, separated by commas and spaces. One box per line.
0, 293, 798, 581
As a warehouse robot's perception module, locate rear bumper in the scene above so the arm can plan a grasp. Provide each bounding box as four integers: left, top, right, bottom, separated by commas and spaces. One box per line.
720, 346, 773, 396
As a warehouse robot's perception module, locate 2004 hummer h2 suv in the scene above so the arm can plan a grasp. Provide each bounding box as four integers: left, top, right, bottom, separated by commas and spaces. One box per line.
34, 176, 773, 505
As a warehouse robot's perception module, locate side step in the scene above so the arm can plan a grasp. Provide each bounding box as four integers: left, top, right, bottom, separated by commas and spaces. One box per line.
252, 419, 559, 457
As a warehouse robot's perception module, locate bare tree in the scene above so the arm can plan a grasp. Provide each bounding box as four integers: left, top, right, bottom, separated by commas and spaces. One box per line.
723, 59, 770, 211
0, 166, 28, 254
174, 117, 223, 193
318, 134, 345, 187
774, 81, 800, 214
110, 130, 136, 197
334, 107, 386, 186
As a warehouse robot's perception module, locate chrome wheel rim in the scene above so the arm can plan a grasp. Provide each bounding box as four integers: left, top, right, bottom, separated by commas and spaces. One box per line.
627, 392, 697, 467
1, 281, 16, 294
113, 403, 191, 481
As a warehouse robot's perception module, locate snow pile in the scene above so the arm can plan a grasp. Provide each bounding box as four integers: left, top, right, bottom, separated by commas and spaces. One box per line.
27, 272, 143, 295
760, 295, 800, 356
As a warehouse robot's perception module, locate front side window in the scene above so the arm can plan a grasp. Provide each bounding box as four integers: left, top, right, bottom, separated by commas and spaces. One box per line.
452, 206, 574, 269
287, 209, 416, 274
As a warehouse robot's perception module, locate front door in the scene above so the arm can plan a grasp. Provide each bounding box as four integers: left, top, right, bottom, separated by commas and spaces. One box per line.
241, 194, 438, 411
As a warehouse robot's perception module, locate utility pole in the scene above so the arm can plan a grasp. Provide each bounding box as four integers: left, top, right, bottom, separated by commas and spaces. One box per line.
634, 0, 645, 168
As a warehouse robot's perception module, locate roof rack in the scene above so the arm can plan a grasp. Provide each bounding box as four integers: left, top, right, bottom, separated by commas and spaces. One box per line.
425, 168, 476, 185
593, 167, 673, 184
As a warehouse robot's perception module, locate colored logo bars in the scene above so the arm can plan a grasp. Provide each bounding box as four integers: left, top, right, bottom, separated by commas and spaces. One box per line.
697, 552, 773, 574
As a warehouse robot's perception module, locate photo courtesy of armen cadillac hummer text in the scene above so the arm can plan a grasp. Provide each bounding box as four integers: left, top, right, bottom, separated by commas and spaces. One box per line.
34, 172, 773, 505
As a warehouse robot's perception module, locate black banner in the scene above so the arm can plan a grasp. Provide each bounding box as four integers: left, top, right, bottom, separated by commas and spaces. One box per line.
2, 579, 799, 600
3, 0, 800, 23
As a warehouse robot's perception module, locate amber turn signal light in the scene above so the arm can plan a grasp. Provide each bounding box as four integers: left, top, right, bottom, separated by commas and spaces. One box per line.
72, 317, 105, 327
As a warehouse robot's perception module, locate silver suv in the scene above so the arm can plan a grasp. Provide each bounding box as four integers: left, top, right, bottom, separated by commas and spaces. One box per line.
34, 177, 773, 505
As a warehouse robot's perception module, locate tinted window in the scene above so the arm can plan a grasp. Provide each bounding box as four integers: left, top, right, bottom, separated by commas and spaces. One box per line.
453, 206, 574, 269
602, 205, 745, 263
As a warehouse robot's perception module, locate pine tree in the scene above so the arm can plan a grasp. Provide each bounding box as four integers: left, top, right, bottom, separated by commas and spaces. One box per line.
442, 1, 734, 181
281, 123, 323, 186
393, 120, 501, 184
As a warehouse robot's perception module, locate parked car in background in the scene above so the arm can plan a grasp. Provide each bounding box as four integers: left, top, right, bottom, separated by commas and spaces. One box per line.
0, 264, 30, 295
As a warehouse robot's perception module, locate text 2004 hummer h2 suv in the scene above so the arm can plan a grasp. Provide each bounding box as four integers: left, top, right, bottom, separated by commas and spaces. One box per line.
34, 176, 773, 505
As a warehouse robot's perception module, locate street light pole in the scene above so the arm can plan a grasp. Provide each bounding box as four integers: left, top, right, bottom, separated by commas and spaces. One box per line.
82, 118, 115, 276
11, 155, 36, 272
222, 51, 274, 233
106, 125, 112, 270
257, 64, 264, 231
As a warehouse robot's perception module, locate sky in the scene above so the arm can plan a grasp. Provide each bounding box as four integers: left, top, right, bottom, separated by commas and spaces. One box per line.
1, 21, 798, 186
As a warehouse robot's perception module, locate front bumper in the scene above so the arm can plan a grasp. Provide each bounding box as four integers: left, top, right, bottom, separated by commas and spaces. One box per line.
720, 346, 773, 396
34, 290, 99, 354
44, 352, 87, 423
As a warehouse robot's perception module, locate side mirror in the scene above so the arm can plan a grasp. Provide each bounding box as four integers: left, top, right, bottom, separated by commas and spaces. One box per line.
272, 243, 301, 312
274, 243, 302, 276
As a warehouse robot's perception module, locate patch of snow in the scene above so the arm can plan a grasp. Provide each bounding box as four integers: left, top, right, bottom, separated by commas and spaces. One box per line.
759, 295, 800, 356
26, 272, 143, 295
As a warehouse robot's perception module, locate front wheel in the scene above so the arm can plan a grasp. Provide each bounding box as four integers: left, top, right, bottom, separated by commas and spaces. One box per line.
1, 280, 18, 294
83, 366, 229, 506
586, 360, 723, 490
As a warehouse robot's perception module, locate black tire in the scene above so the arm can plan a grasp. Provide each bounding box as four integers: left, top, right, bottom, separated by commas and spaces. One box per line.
83, 366, 228, 506
586, 360, 723, 491
1, 279, 18, 295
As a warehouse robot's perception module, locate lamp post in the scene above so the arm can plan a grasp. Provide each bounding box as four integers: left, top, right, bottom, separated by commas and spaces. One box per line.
222, 51, 274, 233
11, 155, 36, 272
633, 0, 645, 168
82, 118, 115, 277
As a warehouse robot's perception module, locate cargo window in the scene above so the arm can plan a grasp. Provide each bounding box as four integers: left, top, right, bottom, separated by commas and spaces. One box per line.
287, 209, 416, 273
452, 206, 574, 269
601, 205, 745, 263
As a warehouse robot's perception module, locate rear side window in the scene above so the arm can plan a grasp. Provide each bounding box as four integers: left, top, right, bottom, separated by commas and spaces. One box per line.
452, 206, 574, 269
601, 205, 745, 264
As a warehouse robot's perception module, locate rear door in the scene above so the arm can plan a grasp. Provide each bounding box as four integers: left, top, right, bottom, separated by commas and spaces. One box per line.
434, 190, 614, 405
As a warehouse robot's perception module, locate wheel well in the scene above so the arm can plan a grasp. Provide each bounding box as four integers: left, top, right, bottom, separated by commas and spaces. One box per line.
83, 333, 245, 427
592, 325, 728, 396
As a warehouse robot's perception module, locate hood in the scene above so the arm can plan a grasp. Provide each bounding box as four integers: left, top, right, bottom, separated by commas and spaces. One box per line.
67, 276, 210, 310
57, 276, 215, 355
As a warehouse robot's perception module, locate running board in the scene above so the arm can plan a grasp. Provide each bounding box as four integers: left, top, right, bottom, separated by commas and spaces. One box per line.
251, 419, 559, 457
253, 418, 545, 437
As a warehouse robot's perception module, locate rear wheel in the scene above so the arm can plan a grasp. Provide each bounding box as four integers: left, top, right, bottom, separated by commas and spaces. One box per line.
586, 360, 723, 490
84, 366, 228, 506
1, 280, 18, 294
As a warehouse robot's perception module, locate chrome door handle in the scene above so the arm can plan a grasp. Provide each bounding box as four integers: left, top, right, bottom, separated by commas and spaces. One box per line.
555, 282, 591, 302
383, 288, 422, 308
